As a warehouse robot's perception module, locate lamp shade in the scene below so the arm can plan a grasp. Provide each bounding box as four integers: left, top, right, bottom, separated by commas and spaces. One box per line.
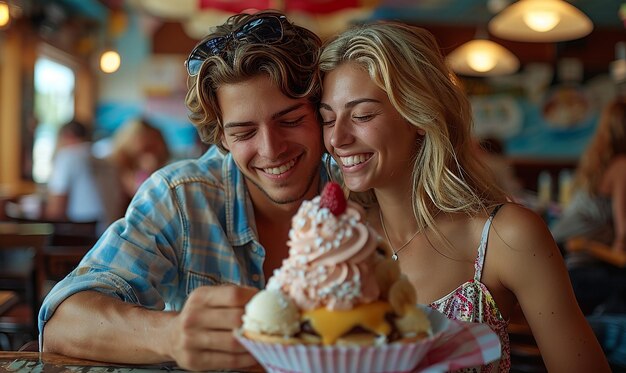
488, 0, 593, 42
446, 39, 520, 77
182, 0, 379, 39
0, 1, 10, 28
100, 49, 121, 73
183, 9, 233, 40
138, 0, 196, 20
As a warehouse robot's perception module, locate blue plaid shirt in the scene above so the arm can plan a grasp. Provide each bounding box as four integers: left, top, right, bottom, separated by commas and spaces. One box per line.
38, 146, 330, 335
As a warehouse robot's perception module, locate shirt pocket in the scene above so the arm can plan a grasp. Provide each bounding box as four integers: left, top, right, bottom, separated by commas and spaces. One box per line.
185, 271, 223, 295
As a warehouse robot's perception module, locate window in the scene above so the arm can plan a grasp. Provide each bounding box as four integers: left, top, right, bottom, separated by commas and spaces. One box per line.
32, 57, 75, 183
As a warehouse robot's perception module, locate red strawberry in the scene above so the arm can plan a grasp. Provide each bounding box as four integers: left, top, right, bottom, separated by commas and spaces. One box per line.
320, 182, 347, 216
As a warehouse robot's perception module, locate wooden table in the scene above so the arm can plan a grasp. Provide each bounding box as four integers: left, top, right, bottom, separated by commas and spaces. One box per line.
4, 213, 98, 246
0, 351, 194, 372
0, 291, 18, 315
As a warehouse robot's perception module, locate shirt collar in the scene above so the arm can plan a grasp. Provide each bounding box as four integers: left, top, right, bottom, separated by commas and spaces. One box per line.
222, 151, 332, 247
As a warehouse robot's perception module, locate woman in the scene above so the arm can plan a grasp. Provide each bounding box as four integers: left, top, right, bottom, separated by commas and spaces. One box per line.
319, 21, 609, 372
551, 99, 626, 316
552, 99, 626, 254
109, 118, 171, 205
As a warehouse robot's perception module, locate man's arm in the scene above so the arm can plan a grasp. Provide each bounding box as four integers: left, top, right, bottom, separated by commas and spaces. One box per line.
45, 148, 72, 220
43, 287, 258, 371
40, 166, 260, 371
44, 194, 67, 220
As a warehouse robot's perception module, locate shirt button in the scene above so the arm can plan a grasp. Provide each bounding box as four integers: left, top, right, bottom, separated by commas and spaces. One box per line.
251, 274, 260, 282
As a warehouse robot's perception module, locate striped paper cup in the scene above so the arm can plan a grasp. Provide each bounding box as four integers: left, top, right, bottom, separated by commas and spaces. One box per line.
234, 305, 451, 373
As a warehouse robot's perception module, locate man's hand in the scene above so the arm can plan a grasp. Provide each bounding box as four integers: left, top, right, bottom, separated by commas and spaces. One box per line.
166, 285, 260, 371
43, 287, 261, 371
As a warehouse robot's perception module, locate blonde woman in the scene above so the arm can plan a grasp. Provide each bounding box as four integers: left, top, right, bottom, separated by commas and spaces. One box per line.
319, 21, 609, 372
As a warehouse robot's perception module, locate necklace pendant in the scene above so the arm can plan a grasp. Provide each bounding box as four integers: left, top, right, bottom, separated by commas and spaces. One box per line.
391, 253, 398, 261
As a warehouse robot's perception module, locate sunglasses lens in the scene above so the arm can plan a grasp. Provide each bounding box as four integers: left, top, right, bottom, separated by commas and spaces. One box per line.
235, 17, 283, 42
205, 36, 227, 54
186, 16, 285, 76
186, 36, 225, 75
186, 58, 203, 76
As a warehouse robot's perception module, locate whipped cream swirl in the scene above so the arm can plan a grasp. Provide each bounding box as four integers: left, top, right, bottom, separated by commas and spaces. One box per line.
267, 196, 380, 310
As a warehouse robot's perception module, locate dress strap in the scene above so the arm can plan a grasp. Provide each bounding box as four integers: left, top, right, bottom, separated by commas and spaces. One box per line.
474, 204, 504, 282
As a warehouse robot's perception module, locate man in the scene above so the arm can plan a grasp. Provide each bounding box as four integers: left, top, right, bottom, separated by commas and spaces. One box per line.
45, 120, 104, 223
39, 11, 325, 372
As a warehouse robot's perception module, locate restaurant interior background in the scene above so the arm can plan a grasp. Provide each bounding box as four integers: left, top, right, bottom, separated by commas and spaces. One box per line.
0, 0, 624, 199
0, 0, 625, 364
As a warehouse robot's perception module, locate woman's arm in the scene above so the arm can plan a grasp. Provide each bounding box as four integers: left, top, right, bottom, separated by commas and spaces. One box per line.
607, 157, 626, 252
493, 205, 610, 372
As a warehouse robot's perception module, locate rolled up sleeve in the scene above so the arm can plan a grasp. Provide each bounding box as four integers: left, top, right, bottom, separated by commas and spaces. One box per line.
38, 170, 184, 336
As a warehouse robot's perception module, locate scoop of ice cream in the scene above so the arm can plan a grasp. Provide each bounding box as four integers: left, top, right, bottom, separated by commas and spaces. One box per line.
374, 257, 402, 300
395, 306, 432, 339
388, 276, 418, 316
267, 191, 381, 311
242, 290, 300, 337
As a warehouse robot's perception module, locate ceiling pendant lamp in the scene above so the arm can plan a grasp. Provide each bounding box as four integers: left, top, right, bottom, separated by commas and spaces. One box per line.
0, 1, 10, 29
100, 48, 121, 73
446, 37, 520, 77
138, 0, 196, 20
488, 0, 593, 42
184, 0, 379, 40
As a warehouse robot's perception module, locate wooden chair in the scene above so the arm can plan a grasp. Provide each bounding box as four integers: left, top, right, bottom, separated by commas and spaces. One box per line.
0, 291, 18, 350
0, 222, 53, 350
43, 245, 91, 285
4, 216, 98, 247
0, 291, 18, 315
48, 221, 98, 247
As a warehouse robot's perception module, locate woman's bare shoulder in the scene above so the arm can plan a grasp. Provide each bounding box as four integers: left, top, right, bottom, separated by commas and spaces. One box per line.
489, 203, 551, 248
487, 203, 566, 293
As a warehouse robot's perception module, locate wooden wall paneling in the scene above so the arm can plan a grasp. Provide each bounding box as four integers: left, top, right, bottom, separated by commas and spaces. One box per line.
0, 25, 25, 190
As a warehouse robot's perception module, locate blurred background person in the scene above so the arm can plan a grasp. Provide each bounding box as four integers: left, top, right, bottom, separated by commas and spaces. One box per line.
552, 98, 626, 253
551, 97, 626, 315
44, 120, 104, 224
476, 136, 524, 201
108, 117, 171, 207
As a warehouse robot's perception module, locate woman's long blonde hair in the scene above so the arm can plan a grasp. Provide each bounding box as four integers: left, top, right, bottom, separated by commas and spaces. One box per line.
320, 22, 507, 239
574, 98, 626, 195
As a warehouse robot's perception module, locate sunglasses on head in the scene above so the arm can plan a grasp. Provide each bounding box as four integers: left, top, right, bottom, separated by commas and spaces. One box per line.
185, 15, 287, 77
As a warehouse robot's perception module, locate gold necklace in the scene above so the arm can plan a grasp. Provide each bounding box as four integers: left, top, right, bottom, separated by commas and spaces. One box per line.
379, 208, 420, 261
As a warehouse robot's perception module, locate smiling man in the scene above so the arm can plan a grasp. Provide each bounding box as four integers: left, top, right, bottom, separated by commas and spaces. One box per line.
39, 11, 325, 372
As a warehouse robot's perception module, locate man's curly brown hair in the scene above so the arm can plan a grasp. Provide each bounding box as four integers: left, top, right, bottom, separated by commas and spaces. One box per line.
185, 10, 322, 153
